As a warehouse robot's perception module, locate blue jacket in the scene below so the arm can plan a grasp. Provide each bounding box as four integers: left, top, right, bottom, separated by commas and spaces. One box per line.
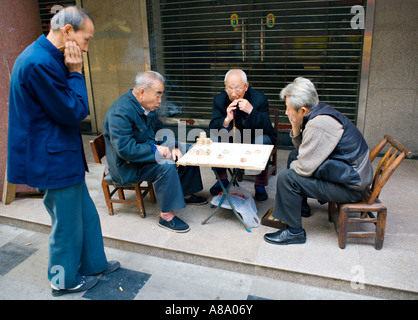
303, 103, 373, 191
7, 35, 89, 190
103, 90, 165, 185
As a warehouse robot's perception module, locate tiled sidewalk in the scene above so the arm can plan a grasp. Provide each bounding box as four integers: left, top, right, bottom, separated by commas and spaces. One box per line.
0, 224, 379, 300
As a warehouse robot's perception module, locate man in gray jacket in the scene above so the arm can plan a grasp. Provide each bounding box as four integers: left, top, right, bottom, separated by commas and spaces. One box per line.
264, 78, 373, 245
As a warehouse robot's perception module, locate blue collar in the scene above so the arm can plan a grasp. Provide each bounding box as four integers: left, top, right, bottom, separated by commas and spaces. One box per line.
37, 35, 65, 62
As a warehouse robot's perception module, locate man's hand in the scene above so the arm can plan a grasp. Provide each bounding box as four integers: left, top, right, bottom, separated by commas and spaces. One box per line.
156, 145, 172, 159
64, 41, 83, 74
235, 99, 254, 115
290, 119, 303, 138
224, 103, 237, 127
172, 148, 183, 161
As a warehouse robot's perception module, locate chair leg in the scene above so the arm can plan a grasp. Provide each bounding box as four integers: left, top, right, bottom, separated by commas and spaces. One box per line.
117, 188, 125, 200
135, 186, 146, 219
338, 207, 348, 249
102, 183, 114, 216
375, 208, 387, 250
148, 182, 157, 204
271, 160, 277, 176
328, 202, 335, 223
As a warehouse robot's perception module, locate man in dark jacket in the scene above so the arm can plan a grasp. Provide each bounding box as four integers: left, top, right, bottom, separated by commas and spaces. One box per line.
7, 6, 118, 296
264, 77, 373, 245
103, 71, 206, 234
209, 69, 277, 201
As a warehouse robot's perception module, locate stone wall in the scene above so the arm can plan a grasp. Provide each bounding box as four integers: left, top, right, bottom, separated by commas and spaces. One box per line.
0, 0, 42, 198
364, 0, 417, 154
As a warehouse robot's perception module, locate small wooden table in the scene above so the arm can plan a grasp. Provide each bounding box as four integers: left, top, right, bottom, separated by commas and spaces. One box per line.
177, 142, 273, 232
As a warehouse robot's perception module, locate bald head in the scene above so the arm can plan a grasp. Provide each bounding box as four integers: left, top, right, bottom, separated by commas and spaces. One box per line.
224, 69, 249, 101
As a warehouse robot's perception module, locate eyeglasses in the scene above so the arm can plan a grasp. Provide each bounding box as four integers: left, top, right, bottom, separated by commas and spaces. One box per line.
225, 88, 244, 94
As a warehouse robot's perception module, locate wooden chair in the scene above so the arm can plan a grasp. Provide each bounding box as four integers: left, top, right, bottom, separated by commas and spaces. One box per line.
89, 134, 156, 218
239, 109, 289, 182
328, 135, 413, 250
237, 108, 280, 182
267, 109, 279, 177
267, 109, 292, 178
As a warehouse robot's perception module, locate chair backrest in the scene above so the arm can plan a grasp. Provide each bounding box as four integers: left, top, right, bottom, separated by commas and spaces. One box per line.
269, 109, 281, 148
367, 134, 413, 204
90, 134, 106, 164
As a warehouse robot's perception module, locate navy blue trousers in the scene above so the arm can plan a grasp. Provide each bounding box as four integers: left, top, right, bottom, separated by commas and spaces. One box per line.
132, 144, 204, 212
43, 180, 109, 289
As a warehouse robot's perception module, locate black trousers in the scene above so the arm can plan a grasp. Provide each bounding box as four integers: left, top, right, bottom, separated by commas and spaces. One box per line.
273, 150, 363, 228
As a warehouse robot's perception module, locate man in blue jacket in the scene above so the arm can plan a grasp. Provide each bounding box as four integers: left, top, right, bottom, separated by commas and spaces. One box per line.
103, 71, 207, 234
7, 6, 119, 296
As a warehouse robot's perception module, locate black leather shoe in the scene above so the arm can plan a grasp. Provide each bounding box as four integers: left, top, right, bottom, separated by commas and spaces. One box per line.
95, 260, 120, 276
185, 194, 208, 205
301, 203, 311, 218
51, 276, 99, 297
255, 186, 268, 202
264, 228, 306, 245
210, 180, 229, 196
301, 198, 311, 218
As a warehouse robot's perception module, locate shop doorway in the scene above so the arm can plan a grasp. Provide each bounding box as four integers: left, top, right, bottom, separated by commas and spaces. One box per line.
148, 0, 367, 127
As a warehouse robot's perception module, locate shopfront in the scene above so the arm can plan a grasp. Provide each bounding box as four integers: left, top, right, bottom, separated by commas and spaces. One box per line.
147, 0, 368, 128
36, 0, 370, 136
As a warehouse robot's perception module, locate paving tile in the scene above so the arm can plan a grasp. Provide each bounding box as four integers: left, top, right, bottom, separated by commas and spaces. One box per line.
0, 242, 38, 276
82, 267, 151, 300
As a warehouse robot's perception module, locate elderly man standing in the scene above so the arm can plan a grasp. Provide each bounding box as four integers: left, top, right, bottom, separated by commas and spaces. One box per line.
264, 77, 374, 245
103, 71, 207, 234
7, 6, 119, 296
209, 69, 277, 201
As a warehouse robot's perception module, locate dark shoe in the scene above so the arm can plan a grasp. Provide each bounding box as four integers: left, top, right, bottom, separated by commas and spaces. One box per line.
158, 216, 190, 233
210, 180, 229, 196
255, 186, 268, 202
264, 228, 306, 245
95, 260, 120, 276
51, 276, 99, 297
185, 194, 208, 205
301, 198, 311, 218
301, 204, 311, 218
237, 170, 244, 182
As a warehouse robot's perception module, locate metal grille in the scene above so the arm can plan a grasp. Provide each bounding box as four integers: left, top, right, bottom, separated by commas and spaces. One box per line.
148, 0, 366, 125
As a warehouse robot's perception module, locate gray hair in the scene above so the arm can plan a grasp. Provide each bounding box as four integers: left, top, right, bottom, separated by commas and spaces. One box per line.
224, 69, 248, 85
50, 6, 94, 32
134, 71, 165, 89
280, 77, 319, 110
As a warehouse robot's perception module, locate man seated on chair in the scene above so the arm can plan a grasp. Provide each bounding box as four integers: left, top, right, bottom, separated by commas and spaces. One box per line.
209, 69, 277, 201
103, 71, 207, 233
264, 77, 374, 245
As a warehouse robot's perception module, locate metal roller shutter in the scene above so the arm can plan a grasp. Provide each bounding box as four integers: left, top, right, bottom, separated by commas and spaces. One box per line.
147, 0, 366, 126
